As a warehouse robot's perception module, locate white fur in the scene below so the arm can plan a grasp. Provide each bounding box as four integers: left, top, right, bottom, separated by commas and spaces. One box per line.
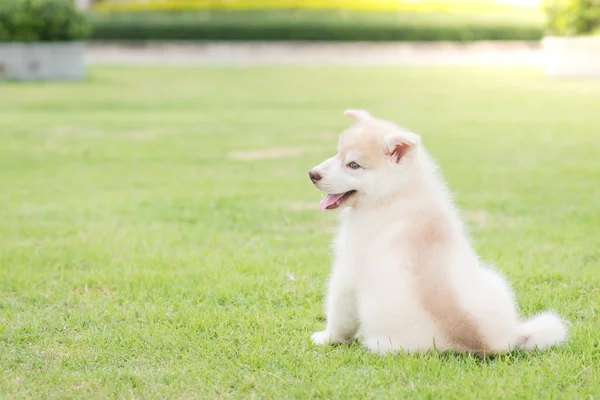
516, 312, 567, 351
309, 110, 567, 355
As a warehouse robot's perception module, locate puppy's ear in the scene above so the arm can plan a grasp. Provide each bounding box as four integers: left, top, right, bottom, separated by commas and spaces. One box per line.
344, 109, 372, 122
385, 131, 421, 163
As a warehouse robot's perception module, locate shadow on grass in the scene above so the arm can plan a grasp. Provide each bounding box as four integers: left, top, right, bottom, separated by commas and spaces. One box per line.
319, 337, 550, 365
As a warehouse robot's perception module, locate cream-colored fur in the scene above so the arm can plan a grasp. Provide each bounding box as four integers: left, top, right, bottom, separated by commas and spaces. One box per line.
309, 109, 567, 355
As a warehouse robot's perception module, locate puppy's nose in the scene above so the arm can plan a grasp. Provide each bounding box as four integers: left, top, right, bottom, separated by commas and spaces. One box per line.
309, 169, 322, 183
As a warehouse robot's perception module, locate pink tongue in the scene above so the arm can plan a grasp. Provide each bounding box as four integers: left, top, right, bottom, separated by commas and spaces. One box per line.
319, 193, 345, 211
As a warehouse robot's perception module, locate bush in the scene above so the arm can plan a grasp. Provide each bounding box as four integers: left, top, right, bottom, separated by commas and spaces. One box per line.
94, 0, 532, 14
0, 0, 91, 42
544, 0, 600, 36
89, 10, 544, 42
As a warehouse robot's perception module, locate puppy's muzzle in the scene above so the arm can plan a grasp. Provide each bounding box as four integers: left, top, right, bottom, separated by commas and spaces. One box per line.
309, 169, 322, 184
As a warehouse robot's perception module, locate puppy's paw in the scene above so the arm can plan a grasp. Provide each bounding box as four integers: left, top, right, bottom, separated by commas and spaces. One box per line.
311, 331, 334, 345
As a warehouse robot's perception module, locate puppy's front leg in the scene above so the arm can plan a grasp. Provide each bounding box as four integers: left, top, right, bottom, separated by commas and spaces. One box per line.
311, 265, 358, 345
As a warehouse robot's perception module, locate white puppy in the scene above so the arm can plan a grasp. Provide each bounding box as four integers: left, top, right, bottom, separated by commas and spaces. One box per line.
308, 110, 567, 355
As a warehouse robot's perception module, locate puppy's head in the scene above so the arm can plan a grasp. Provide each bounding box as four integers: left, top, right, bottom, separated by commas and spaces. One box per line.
309, 109, 421, 211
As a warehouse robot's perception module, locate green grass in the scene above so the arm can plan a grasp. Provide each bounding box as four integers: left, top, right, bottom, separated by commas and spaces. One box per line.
1, 66, 599, 398
89, 9, 544, 41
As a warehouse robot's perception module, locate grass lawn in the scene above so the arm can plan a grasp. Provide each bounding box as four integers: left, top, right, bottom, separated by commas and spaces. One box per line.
1, 66, 599, 398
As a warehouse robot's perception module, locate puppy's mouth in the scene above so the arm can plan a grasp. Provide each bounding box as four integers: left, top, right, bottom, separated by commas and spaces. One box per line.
319, 190, 357, 211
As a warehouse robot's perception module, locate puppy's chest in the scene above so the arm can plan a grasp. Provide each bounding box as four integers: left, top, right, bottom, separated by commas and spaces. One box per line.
336, 217, 410, 272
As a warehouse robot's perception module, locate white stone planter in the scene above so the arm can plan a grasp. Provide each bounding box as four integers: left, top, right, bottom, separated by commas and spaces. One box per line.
0, 42, 86, 81
542, 36, 600, 78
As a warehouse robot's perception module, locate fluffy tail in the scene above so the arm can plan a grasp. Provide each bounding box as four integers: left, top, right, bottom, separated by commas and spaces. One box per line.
516, 312, 567, 351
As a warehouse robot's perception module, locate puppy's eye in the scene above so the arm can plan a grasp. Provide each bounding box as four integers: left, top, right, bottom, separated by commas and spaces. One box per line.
347, 162, 361, 169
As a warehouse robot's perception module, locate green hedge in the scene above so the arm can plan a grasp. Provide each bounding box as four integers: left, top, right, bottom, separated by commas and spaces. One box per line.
0, 0, 90, 42
544, 0, 600, 36
89, 10, 544, 42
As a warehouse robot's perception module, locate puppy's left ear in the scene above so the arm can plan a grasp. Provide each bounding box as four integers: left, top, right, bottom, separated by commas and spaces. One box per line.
344, 109, 372, 122
385, 131, 421, 163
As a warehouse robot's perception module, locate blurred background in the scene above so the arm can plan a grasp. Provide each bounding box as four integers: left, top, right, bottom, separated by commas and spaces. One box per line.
4, 0, 598, 71
83, 0, 545, 42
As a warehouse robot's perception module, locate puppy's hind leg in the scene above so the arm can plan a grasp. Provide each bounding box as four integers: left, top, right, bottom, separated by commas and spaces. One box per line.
312, 264, 358, 345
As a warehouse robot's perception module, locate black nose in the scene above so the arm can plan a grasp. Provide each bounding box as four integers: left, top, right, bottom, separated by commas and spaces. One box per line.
309, 170, 322, 183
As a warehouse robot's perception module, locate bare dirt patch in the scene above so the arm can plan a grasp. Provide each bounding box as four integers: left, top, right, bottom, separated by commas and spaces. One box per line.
126, 129, 178, 140
228, 147, 306, 161
463, 210, 525, 230
288, 201, 316, 211
464, 210, 491, 229
50, 127, 177, 140
51, 126, 103, 137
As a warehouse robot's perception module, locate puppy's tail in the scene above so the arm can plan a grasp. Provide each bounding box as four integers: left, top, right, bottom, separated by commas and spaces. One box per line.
516, 311, 567, 351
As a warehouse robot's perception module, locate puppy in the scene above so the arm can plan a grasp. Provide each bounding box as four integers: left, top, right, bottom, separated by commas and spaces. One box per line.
308, 110, 567, 355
